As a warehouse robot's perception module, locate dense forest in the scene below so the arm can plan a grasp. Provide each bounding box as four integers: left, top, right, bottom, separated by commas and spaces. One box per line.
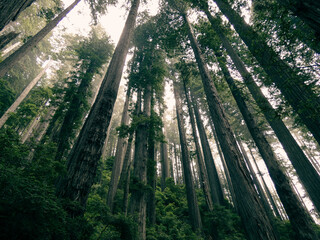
0, 0, 320, 239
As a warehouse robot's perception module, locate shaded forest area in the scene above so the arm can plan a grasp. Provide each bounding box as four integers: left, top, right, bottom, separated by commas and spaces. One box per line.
0, 0, 320, 239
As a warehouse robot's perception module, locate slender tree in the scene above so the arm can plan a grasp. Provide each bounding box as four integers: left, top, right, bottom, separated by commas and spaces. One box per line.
0, 0, 81, 78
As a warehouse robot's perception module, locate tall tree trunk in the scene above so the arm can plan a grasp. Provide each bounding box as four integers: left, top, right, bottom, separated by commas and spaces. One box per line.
0, 31, 19, 50
249, 147, 284, 220
275, 0, 320, 37
56, 0, 140, 209
173, 143, 180, 184
130, 84, 152, 240
202, 1, 320, 145
0, 0, 81, 78
183, 13, 277, 240
0, 60, 51, 128
106, 87, 131, 212
173, 81, 202, 232
205, 14, 320, 213
191, 92, 224, 205
160, 139, 169, 190
184, 82, 213, 211
0, 0, 35, 31
216, 50, 318, 239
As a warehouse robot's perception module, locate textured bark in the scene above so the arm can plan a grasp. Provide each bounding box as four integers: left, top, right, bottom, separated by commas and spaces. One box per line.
183, 13, 277, 240
191, 92, 224, 205
0, 61, 51, 128
206, 15, 320, 213
173, 82, 202, 232
130, 84, 151, 240
0, 31, 19, 50
106, 87, 131, 212
217, 52, 318, 239
56, 0, 140, 209
206, 1, 320, 145
0, 0, 35, 31
184, 83, 213, 211
0, 0, 81, 78
160, 131, 170, 190
276, 0, 320, 36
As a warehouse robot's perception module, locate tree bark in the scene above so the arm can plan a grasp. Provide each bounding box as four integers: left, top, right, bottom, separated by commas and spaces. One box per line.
160, 126, 170, 190
173, 81, 202, 232
191, 92, 224, 205
0, 61, 51, 128
183, 13, 277, 240
0, 31, 19, 50
130, 84, 152, 240
56, 0, 140, 209
0, 0, 81, 78
0, 0, 35, 31
205, 14, 320, 213
184, 83, 213, 211
106, 87, 131, 212
205, 1, 320, 145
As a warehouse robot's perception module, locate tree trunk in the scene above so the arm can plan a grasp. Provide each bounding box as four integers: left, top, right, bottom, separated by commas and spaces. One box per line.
0, 0, 35, 31
184, 82, 213, 211
216, 51, 318, 239
183, 13, 277, 240
249, 148, 285, 220
160, 130, 170, 190
205, 1, 320, 145
173, 81, 202, 232
0, 31, 19, 50
106, 87, 131, 212
206, 14, 320, 213
55, 0, 140, 210
191, 92, 224, 206
130, 84, 152, 240
0, 61, 51, 128
0, 0, 81, 78
276, 0, 320, 37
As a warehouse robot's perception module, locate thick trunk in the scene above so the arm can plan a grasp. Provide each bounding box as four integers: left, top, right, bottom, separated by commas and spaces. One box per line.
217, 51, 317, 239
0, 0, 81, 78
173, 82, 202, 232
183, 14, 277, 240
130, 84, 152, 240
276, 0, 320, 36
56, 0, 140, 209
184, 83, 213, 211
147, 127, 156, 225
0, 31, 19, 50
207, 15, 320, 213
191, 92, 224, 205
106, 87, 131, 211
0, 0, 35, 31
206, 2, 320, 145
0, 61, 51, 128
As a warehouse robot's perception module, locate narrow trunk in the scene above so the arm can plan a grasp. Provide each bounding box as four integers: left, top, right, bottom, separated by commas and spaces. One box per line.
0, 31, 19, 50
130, 84, 152, 240
184, 83, 213, 210
183, 13, 277, 240
106, 87, 131, 211
160, 140, 170, 190
0, 61, 51, 128
0, 0, 35, 30
191, 92, 224, 205
56, 0, 140, 209
173, 143, 180, 184
205, 2, 320, 145
173, 82, 202, 232
206, 15, 320, 213
0, 0, 81, 78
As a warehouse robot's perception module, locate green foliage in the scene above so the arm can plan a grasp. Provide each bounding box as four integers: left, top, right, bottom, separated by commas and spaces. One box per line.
0, 79, 15, 117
